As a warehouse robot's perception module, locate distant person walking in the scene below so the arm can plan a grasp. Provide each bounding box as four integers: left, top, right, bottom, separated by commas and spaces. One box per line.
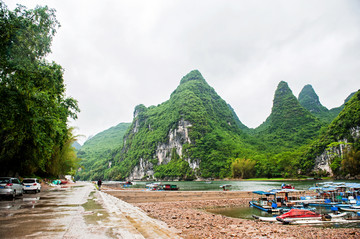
97, 179, 102, 190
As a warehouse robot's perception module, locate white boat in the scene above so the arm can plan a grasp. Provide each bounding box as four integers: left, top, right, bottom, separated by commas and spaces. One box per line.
252, 215, 277, 222
339, 206, 360, 212
288, 217, 360, 225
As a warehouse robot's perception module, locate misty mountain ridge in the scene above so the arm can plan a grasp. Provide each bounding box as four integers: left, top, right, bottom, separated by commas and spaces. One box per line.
75, 70, 358, 181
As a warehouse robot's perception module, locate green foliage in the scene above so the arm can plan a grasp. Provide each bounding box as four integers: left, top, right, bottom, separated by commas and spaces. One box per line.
341, 147, 360, 176
110, 70, 253, 180
255, 81, 324, 152
231, 158, 256, 179
153, 148, 195, 180
0, 2, 79, 177
298, 84, 334, 123
77, 71, 358, 180
75, 123, 130, 181
300, 90, 360, 175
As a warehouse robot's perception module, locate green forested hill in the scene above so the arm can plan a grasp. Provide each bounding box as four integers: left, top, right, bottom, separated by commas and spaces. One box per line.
81, 123, 131, 152
298, 84, 354, 124
108, 70, 256, 180
298, 85, 329, 121
75, 71, 358, 180
300, 90, 360, 176
76, 123, 130, 180
255, 81, 324, 151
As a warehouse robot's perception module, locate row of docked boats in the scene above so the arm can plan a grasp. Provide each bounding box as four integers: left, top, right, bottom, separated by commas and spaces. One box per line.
253, 209, 360, 225
250, 182, 360, 225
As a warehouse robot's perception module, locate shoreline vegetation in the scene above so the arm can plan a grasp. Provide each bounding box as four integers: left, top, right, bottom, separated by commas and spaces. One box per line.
103, 185, 360, 238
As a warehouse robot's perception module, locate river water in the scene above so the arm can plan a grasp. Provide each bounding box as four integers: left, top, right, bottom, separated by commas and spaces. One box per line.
121, 179, 360, 191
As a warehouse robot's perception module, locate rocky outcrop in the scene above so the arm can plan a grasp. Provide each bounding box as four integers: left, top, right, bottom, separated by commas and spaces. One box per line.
128, 119, 199, 180
313, 126, 360, 176
128, 158, 154, 181
156, 119, 192, 164
313, 143, 346, 176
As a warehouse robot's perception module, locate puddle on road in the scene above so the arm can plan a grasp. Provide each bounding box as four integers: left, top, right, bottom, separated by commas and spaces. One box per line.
82, 192, 109, 225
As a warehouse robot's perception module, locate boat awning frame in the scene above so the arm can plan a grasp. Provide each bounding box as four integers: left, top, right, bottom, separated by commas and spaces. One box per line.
252, 191, 276, 196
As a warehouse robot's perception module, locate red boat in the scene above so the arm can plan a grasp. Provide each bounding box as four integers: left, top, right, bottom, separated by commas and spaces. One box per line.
281, 183, 294, 189
276, 209, 322, 223
162, 184, 179, 191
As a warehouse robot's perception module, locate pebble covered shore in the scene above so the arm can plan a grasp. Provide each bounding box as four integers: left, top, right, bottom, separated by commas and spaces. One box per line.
135, 198, 360, 239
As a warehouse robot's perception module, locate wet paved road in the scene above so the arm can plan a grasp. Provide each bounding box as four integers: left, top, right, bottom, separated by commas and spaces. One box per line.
0, 182, 92, 238
0, 182, 180, 239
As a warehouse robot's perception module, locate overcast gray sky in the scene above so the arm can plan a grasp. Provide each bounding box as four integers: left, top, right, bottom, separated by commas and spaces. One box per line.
7, 0, 360, 144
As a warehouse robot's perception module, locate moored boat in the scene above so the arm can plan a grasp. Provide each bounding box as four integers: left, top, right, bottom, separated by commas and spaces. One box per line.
220, 184, 232, 191
286, 217, 360, 225
146, 182, 163, 191
252, 215, 277, 222
249, 191, 285, 213
281, 183, 294, 189
276, 209, 322, 223
162, 184, 179, 191
339, 206, 360, 212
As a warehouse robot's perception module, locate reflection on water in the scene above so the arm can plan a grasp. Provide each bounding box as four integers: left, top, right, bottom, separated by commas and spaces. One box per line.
207, 206, 278, 220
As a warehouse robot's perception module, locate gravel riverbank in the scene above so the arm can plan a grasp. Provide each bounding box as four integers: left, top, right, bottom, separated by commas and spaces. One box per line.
134, 198, 360, 239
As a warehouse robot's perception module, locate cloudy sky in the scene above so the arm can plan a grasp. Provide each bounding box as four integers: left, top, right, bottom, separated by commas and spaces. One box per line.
7, 0, 360, 144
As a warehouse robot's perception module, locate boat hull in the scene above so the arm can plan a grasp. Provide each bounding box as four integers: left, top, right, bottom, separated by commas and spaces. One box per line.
249, 201, 284, 213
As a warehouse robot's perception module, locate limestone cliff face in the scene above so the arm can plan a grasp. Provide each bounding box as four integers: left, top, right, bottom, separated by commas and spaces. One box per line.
128, 158, 154, 181
313, 144, 345, 176
156, 119, 192, 164
128, 119, 198, 180
313, 126, 360, 175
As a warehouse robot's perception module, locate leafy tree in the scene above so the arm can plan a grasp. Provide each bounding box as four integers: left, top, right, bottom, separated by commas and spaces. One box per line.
342, 147, 360, 176
0, 2, 79, 176
231, 158, 256, 179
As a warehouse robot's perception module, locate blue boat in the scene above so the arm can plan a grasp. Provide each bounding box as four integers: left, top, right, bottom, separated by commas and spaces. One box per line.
305, 182, 360, 208
249, 191, 288, 213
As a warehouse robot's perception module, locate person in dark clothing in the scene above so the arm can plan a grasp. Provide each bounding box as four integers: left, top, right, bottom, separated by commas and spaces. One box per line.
97, 179, 102, 190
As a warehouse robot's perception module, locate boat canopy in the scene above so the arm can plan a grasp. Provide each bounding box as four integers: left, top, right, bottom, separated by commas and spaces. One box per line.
270, 189, 304, 193
277, 209, 320, 219
252, 191, 276, 196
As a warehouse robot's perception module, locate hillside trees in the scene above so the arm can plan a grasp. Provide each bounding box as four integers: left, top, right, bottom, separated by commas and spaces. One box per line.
231, 158, 256, 179
0, 2, 79, 176
300, 90, 360, 176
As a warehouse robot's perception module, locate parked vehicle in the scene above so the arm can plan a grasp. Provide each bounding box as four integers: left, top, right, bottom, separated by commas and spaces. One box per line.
0, 177, 23, 198
22, 178, 41, 193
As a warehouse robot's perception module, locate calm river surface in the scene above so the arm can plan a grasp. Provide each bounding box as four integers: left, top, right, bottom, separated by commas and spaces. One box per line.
124, 179, 360, 191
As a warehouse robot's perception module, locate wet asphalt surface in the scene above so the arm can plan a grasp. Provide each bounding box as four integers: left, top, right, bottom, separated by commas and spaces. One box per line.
0, 183, 93, 239
0, 183, 181, 239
